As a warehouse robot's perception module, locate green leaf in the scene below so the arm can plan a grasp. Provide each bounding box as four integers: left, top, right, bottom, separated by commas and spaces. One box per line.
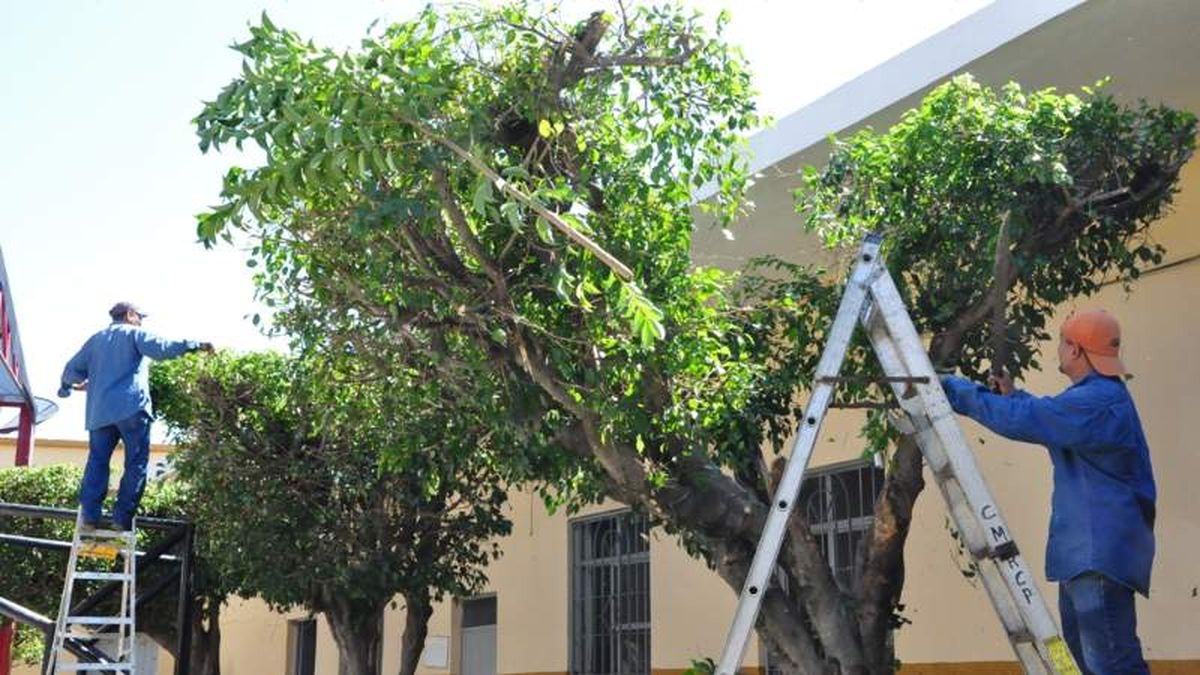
537, 119, 553, 138
559, 211, 593, 235
371, 148, 388, 174
499, 201, 523, 230
471, 177, 494, 215
534, 218, 554, 244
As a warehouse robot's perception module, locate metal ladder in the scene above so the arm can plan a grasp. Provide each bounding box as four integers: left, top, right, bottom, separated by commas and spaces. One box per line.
716, 234, 1080, 675
44, 511, 138, 674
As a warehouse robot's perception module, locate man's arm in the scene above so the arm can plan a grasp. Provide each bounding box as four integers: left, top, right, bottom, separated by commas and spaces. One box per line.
58, 342, 90, 398
940, 375, 1105, 450
133, 330, 211, 361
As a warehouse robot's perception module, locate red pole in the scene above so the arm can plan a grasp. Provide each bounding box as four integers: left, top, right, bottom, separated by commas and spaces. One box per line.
0, 618, 14, 675
0, 289, 10, 367
14, 404, 33, 466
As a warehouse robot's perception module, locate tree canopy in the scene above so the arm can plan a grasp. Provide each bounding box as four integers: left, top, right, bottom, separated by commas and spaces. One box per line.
151, 350, 526, 675
801, 74, 1196, 378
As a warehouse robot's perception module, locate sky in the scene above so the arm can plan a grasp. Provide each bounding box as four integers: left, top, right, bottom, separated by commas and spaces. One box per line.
0, 0, 989, 441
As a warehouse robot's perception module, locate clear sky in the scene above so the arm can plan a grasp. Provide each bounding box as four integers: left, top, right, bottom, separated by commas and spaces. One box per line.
0, 0, 988, 441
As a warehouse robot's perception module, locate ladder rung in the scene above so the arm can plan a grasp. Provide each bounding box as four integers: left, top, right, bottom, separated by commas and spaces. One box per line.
56, 663, 134, 672
928, 455, 955, 481
73, 571, 132, 582
77, 545, 123, 561
1009, 630, 1035, 643
66, 616, 133, 626
78, 529, 134, 540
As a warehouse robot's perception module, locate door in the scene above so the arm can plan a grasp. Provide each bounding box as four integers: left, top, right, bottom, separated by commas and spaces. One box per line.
460, 596, 497, 675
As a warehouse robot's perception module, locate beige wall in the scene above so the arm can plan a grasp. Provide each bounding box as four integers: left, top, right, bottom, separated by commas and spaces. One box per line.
1, 437, 173, 471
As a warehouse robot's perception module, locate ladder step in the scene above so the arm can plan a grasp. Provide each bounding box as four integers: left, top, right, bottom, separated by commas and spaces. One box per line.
56, 663, 134, 672
1007, 628, 1035, 643
73, 571, 132, 582
77, 544, 123, 561
66, 616, 133, 626
929, 455, 955, 481
78, 528, 135, 540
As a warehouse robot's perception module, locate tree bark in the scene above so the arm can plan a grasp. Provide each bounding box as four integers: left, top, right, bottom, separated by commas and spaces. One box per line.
317, 589, 385, 675
145, 598, 222, 675
188, 600, 222, 675
398, 590, 433, 675
856, 436, 926, 672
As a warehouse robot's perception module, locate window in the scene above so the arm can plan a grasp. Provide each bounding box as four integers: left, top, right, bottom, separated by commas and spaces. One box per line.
764, 461, 885, 674
798, 461, 885, 590
570, 511, 650, 675
462, 595, 497, 628
287, 618, 317, 675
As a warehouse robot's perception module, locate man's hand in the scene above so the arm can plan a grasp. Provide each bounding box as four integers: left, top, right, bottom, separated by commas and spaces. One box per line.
58, 380, 87, 398
989, 370, 1015, 395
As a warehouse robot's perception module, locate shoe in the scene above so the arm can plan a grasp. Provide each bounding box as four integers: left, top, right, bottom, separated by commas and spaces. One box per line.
113, 519, 133, 532
79, 520, 99, 532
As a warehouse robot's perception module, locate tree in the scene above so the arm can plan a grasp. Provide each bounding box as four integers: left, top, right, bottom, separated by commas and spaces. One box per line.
192, 2, 1195, 671
793, 74, 1195, 667
151, 350, 527, 675
0, 464, 223, 674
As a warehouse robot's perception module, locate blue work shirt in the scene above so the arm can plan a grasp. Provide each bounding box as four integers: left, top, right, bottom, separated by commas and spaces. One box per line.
941, 374, 1156, 596
58, 322, 201, 431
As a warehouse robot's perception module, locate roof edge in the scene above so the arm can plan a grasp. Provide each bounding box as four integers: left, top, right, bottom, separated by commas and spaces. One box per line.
695, 0, 1086, 201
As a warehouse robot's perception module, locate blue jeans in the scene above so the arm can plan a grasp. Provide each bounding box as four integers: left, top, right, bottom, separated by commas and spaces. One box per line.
1059, 572, 1149, 675
80, 412, 152, 528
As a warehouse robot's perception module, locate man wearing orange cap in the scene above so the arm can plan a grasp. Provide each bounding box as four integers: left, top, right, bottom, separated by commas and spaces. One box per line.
941, 310, 1155, 674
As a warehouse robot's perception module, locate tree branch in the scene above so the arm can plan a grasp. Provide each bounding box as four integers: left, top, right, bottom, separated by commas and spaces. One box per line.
586, 43, 695, 71
989, 211, 1014, 374
780, 518, 866, 671
929, 214, 1021, 366
433, 167, 509, 298
394, 111, 635, 281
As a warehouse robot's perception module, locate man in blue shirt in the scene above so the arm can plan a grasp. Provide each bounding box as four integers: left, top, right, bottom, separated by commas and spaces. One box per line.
940, 309, 1155, 674
58, 302, 212, 530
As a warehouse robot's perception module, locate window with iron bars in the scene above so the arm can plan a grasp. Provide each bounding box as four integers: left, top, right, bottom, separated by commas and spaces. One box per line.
765, 460, 885, 673
570, 510, 650, 675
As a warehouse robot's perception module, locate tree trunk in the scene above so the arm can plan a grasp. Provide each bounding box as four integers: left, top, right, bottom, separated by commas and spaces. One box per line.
398, 590, 433, 675
318, 590, 385, 675
188, 600, 222, 675
856, 436, 926, 673
145, 598, 222, 675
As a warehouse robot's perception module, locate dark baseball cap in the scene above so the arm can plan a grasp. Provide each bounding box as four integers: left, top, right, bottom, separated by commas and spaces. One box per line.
109, 301, 149, 320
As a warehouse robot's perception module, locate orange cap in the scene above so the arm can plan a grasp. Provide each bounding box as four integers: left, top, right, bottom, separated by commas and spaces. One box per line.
1061, 310, 1127, 377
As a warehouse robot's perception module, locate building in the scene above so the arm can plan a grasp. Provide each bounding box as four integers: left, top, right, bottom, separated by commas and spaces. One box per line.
4, 0, 1199, 673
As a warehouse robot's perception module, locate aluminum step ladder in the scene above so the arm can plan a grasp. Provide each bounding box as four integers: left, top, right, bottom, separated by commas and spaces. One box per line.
716, 234, 1080, 675
44, 511, 138, 674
